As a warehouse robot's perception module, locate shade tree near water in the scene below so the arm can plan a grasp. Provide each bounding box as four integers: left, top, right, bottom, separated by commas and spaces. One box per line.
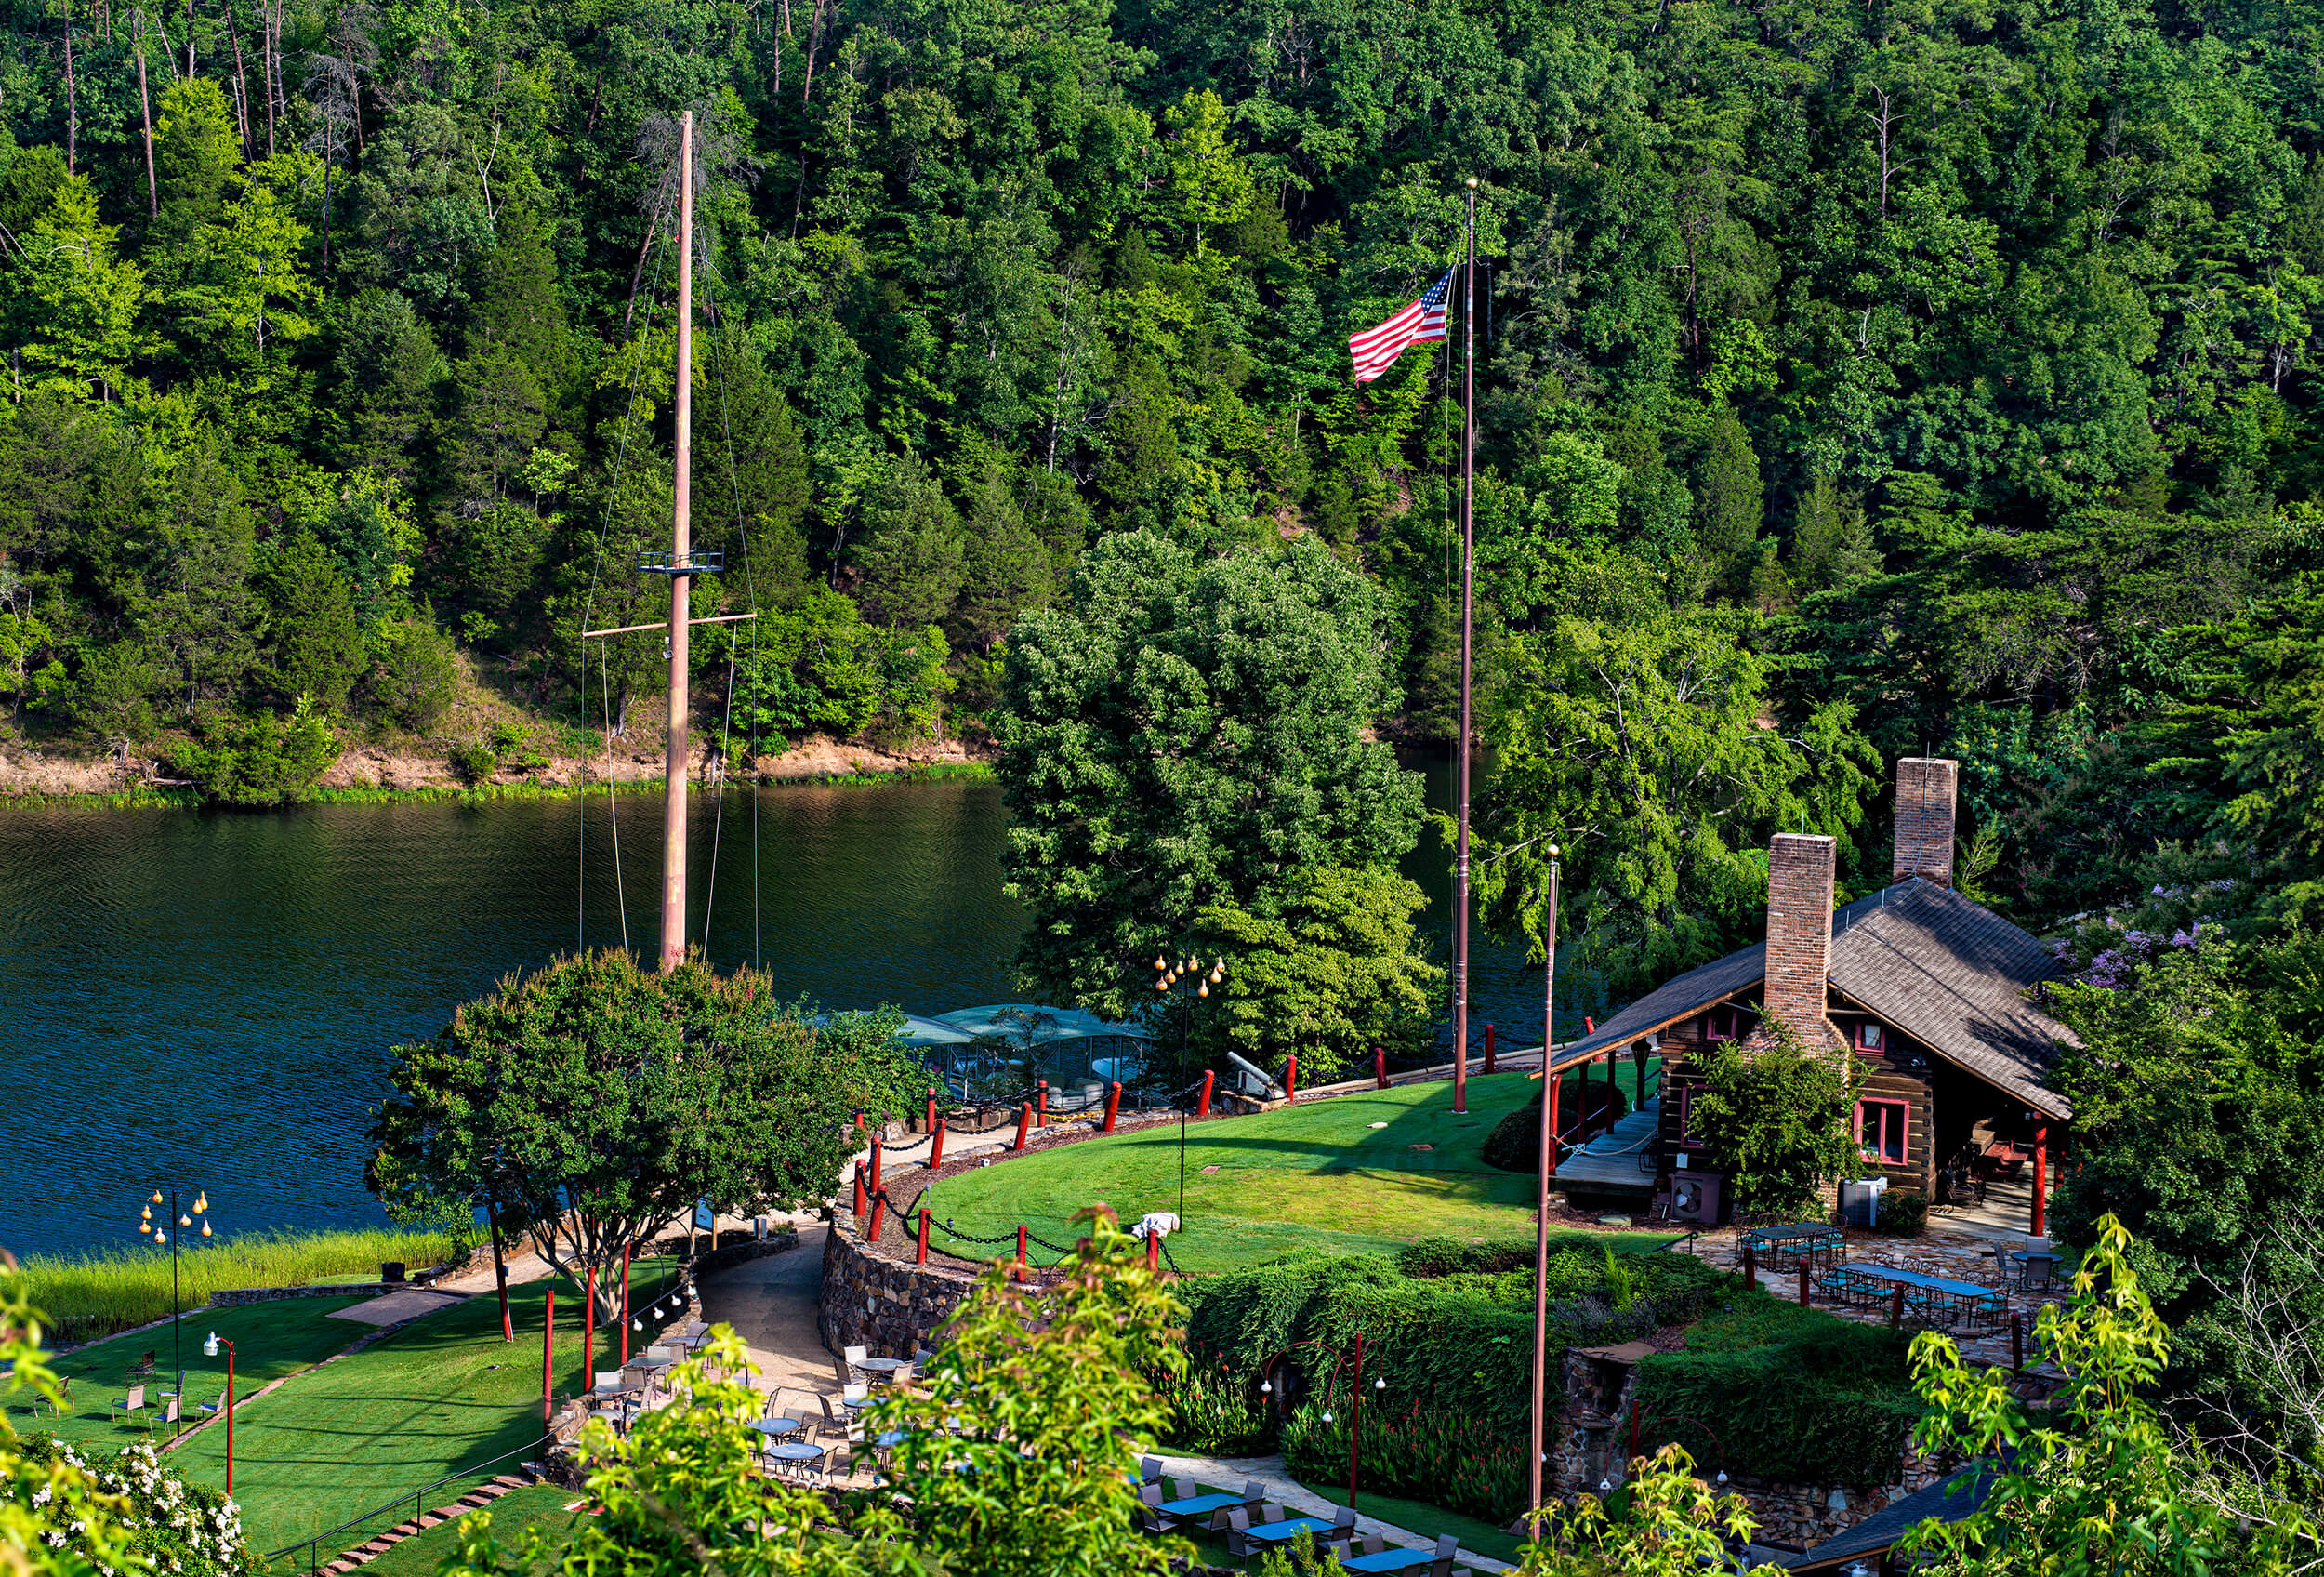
366, 950, 917, 1322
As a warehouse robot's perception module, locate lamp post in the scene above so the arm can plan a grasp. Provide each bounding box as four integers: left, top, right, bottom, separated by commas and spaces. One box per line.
201, 1331, 236, 1492
1153, 949, 1227, 1223
1258, 1334, 1386, 1512
1528, 847, 1560, 1524
139, 1184, 211, 1437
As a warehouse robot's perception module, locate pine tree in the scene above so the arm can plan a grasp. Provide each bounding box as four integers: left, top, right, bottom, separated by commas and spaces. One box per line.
853, 454, 965, 629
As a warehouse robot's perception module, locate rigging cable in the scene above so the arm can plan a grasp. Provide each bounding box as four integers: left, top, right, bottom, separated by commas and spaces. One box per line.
700, 247, 763, 971
701, 616, 738, 961
573, 186, 678, 957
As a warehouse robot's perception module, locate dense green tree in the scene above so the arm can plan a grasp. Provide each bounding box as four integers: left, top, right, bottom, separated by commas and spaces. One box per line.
150, 79, 240, 253
853, 453, 966, 629
257, 531, 366, 709
995, 531, 1422, 1018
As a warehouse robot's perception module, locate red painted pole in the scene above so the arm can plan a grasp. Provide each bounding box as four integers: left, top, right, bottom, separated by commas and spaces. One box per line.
1014, 1101, 1033, 1150
869, 1191, 886, 1243
925, 1086, 937, 1133
1016, 1225, 1028, 1277
2030, 1124, 2049, 1238
917, 1210, 931, 1266
1285, 1054, 1298, 1104
222, 1341, 235, 1493
1584, 1017, 1595, 1033
1196, 1070, 1216, 1119
1349, 1332, 1366, 1510
929, 1117, 947, 1170
1546, 1067, 1563, 1178
1103, 1081, 1122, 1133
1889, 1285, 1905, 1331
620, 1241, 631, 1366
1146, 1232, 1160, 1271
1037, 1080, 1049, 1127
542, 1287, 556, 1428
1742, 1241, 1755, 1284
1798, 1264, 1811, 1306
583, 1265, 596, 1397
869, 1138, 883, 1201
1484, 1023, 1496, 1075
1374, 1047, 1387, 1089
853, 1163, 866, 1221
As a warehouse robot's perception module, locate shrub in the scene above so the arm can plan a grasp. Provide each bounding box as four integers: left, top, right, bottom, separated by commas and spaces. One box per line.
20, 1437, 249, 1577
448, 739, 497, 784
1877, 1188, 1928, 1235
1481, 1079, 1629, 1173
1283, 1401, 1525, 1523
368, 614, 458, 732
1156, 1361, 1274, 1457
1685, 1024, 1866, 1213
165, 696, 338, 806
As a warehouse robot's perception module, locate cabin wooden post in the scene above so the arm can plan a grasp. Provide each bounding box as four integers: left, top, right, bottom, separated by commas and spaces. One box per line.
2030, 1123, 2049, 1238
1545, 1069, 1562, 1179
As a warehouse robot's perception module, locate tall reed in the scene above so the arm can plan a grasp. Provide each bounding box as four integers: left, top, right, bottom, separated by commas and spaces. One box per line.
21, 1227, 466, 1345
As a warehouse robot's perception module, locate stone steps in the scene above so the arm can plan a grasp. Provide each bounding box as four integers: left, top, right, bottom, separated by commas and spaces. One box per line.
312, 1473, 542, 1574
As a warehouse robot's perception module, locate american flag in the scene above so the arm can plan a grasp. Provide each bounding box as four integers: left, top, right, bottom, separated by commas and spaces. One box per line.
1348, 272, 1452, 383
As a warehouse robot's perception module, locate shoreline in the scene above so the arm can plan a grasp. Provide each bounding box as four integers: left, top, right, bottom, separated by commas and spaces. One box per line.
0, 738, 996, 811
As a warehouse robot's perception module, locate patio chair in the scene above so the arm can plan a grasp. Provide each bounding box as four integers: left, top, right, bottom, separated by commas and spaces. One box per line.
1241, 1480, 1267, 1505
1427, 1531, 1460, 1577
591, 1370, 628, 1400
1331, 1504, 1357, 1533
145, 1397, 179, 1438
194, 1390, 226, 1419
1137, 1455, 1162, 1486
819, 1393, 848, 1442
129, 1351, 157, 1378
1169, 1477, 1195, 1503
33, 1376, 70, 1418
1360, 1534, 1385, 1556
110, 1385, 147, 1426
1222, 1508, 1255, 1558
1137, 1483, 1169, 1533
1259, 1502, 1287, 1526
843, 1344, 870, 1380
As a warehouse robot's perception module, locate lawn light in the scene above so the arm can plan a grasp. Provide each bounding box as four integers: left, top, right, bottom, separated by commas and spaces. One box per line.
1373, 1377, 1385, 1390
1260, 1380, 1273, 1394
1715, 1469, 1729, 1484
1599, 1478, 1612, 1493
1321, 1410, 1333, 1424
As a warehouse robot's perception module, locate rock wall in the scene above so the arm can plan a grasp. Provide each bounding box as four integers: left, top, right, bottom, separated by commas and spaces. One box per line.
818, 1210, 978, 1358
209, 1282, 402, 1306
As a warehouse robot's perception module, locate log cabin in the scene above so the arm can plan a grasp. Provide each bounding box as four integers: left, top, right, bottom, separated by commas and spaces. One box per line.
1553, 759, 2074, 1236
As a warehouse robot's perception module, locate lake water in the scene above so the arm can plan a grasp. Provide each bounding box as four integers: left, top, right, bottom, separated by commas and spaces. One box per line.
3, 763, 1545, 1258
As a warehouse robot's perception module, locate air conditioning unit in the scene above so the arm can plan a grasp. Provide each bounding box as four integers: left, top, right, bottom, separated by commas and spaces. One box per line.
1670, 1173, 1726, 1226
1840, 1176, 1889, 1227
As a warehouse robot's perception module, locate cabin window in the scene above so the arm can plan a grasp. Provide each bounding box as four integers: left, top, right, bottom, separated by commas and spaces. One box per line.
1855, 1097, 1909, 1166
1855, 1021, 1885, 1053
1705, 1005, 1738, 1041
1674, 1082, 1705, 1148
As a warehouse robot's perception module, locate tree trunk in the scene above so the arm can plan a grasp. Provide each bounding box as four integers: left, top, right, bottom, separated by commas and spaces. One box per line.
137, 17, 158, 218
225, 0, 252, 154
62, 4, 77, 178
183, 0, 192, 76
485, 1198, 512, 1342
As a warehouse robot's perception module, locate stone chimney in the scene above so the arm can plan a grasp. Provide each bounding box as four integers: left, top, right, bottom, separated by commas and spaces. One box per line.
1893, 757, 1959, 887
1763, 833, 1839, 1049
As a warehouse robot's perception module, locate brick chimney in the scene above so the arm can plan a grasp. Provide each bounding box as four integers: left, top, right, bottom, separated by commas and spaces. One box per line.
1762, 833, 1839, 1050
1893, 757, 1959, 886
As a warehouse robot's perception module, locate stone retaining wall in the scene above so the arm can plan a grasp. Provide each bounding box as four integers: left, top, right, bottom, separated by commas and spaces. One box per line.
208, 1282, 402, 1306
818, 1209, 977, 1357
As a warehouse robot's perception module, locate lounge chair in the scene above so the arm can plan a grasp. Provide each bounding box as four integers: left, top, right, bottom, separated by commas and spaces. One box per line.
110, 1385, 147, 1426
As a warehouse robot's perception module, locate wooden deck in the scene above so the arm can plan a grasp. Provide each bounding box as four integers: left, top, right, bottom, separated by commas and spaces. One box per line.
1552, 1099, 1661, 1195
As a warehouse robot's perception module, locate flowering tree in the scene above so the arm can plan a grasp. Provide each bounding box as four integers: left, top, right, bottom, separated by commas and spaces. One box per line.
14, 1439, 246, 1577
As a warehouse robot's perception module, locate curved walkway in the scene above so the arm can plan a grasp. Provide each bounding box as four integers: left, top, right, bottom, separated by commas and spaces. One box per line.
698, 1221, 839, 1410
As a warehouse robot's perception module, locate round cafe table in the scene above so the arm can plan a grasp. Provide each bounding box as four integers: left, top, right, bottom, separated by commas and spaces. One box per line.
751, 1417, 805, 1438
763, 1440, 825, 1477
856, 1357, 910, 1382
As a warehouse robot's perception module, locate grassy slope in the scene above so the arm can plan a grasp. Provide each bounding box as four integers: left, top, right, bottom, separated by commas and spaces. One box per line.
923, 1069, 1672, 1274
165, 1259, 680, 1560
15, 1297, 373, 1449
353, 1485, 595, 1577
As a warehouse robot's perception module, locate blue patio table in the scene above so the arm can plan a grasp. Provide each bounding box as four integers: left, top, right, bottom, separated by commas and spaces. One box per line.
1157, 1492, 1242, 1519
1246, 1516, 1335, 1545
1342, 1550, 1433, 1573
1835, 1265, 2004, 1328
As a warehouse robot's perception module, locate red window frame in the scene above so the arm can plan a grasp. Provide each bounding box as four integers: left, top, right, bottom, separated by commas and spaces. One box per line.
1674, 1081, 1706, 1149
1855, 1020, 1886, 1053
1705, 1004, 1738, 1041
1855, 1097, 1909, 1165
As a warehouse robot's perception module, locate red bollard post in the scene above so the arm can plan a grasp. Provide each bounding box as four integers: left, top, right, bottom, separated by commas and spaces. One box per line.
917, 1210, 931, 1266
1016, 1225, 1029, 1279
929, 1118, 947, 1171
852, 1163, 866, 1221
1146, 1233, 1160, 1271
925, 1087, 937, 1134
1583, 1017, 1595, 1034
1037, 1080, 1049, 1127
869, 1138, 883, 1201
1485, 1022, 1496, 1075
1890, 1285, 1905, 1331
1374, 1046, 1388, 1089
1103, 1081, 1122, 1133
1798, 1264, 1811, 1306
1014, 1101, 1033, 1150
542, 1287, 556, 1428
582, 1265, 596, 1398
1197, 1071, 1216, 1119
869, 1191, 886, 1243
1285, 1054, 1298, 1104
1742, 1241, 1756, 1285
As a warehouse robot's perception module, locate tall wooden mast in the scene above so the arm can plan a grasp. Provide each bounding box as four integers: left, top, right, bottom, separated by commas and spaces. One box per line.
659, 109, 694, 974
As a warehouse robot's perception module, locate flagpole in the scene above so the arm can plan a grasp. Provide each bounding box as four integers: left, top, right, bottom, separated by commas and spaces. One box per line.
1527, 849, 1561, 1524
1453, 176, 1477, 1116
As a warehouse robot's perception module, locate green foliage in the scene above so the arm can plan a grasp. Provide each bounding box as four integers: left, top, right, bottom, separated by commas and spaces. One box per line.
1634, 1292, 1923, 1485
1898, 1216, 2308, 1575
1876, 1189, 1928, 1236
1283, 1401, 1525, 1528
1189, 864, 1443, 1083
17, 1438, 249, 1577
165, 695, 337, 806
997, 531, 1422, 1021
729, 589, 952, 750
367, 951, 883, 1318
1514, 1445, 1757, 1577
1481, 1076, 1630, 1175
1684, 1027, 1865, 1215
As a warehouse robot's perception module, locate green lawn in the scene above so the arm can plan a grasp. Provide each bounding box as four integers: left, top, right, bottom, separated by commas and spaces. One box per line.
923, 1069, 1670, 1273
165, 1258, 681, 1562
354, 1484, 594, 1577
16, 1296, 373, 1450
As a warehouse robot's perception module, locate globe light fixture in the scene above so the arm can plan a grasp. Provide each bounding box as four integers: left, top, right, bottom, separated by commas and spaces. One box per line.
201, 1219, 212, 1238
1320, 1410, 1333, 1424
1373, 1376, 1385, 1390
1260, 1380, 1272, 1394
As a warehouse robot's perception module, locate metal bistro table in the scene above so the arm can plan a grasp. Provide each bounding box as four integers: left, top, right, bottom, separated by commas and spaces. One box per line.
1246, 1516, 1336, 1547
751, 1416, 806, 1438
1342, 1550, 1433, 1574
1155, 1491, 1242, 1527
762, 1439, 825, 1478
1740, 1221, 1845, 1275
1821, 1264, 2004, 1331
857, 1357, 912, 1383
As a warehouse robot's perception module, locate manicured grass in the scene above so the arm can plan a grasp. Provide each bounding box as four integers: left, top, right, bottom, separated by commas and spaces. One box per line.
1297, 1477, 1527, 1564
166, 1258, 682, 1562
354, 1485, 594, 1577
25, 1228, 467, 1344
922, 1071, 1675, 1273
12, 1296, 373, 1450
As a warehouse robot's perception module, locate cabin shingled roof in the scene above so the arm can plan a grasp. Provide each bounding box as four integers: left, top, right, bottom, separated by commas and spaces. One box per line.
1777, 1462, 2001, 1570
1559, 878, 2074, 1119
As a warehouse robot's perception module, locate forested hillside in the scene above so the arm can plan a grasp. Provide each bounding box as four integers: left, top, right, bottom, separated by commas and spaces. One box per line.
1, 0, 2318, 943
